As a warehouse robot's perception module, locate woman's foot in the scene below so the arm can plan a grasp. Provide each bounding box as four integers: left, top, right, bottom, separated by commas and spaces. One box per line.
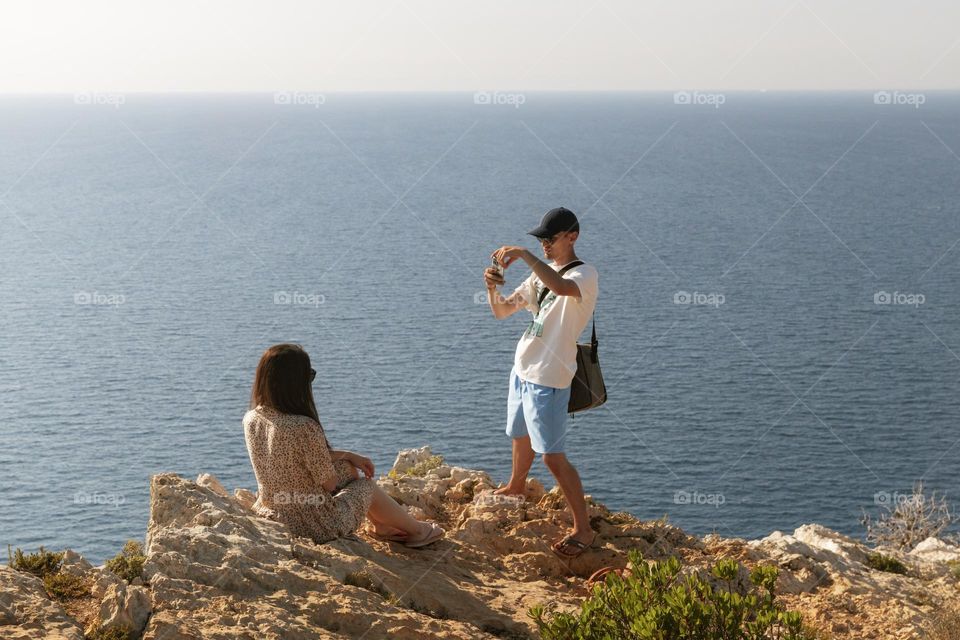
402, 522, 445, 548
366, 524, 409, 541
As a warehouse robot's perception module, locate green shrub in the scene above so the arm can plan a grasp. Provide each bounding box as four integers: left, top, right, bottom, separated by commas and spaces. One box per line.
530, 551, 816, 640
948, 560, 960, 580
866, 552, 908, 575
42, 571, 89, 600
105, 541, 146, 583
7, 545, 63, 578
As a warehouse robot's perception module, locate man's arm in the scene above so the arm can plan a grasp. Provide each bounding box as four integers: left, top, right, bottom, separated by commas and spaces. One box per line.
483, 265, 526, 319
491, 247, 581, 299
488, 288, 526, 319
522, 252, 581, 299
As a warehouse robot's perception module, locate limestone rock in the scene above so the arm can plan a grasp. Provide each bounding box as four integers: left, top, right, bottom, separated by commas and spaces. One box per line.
98, 582, 151, 637
3, 448, 960, 640
390, 446, 435, 475
909, 537, 960, 564
233, 487, 257, 511
196, 472, 229, 497
0, 566, 84, 640
59, 549, 92, 577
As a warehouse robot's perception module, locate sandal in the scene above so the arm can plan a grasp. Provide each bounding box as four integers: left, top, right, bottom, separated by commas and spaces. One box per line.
403, 523, 445, 549
551, 533, 597, 559
364, 525, 410, 543
586, 566, 629, 587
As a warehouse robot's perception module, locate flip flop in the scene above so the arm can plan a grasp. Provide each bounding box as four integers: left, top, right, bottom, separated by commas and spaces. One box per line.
551, 533, 597, 559
403, 523, 445, 549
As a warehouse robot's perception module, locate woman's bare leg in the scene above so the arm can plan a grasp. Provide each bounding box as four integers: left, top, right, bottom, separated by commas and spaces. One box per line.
366, 485, 431, 538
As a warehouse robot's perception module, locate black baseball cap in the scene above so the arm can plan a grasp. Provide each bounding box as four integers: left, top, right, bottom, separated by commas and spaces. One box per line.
527, 207, 580, 238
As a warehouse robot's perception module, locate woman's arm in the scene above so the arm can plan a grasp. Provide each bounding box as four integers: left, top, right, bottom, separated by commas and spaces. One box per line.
329, 449, 375, 478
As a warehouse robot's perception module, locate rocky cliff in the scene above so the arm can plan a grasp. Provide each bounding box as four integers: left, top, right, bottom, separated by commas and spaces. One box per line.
2, 447, 959, 639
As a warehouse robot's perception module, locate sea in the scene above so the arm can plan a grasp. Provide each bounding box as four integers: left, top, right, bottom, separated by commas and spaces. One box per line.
1, 91, 958, 563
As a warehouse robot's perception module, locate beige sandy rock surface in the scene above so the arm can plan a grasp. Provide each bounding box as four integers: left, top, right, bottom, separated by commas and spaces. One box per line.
3, 447, 958, 639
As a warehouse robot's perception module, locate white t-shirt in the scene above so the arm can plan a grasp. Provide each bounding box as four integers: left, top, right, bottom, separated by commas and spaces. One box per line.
511, 261, 599, 389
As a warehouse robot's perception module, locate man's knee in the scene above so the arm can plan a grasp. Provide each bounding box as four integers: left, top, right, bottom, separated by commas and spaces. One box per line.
541, 452, 567, 471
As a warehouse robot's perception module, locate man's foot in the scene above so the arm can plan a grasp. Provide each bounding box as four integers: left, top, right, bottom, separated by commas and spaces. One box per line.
551, 530, 597, 559
493, 483, 526, 496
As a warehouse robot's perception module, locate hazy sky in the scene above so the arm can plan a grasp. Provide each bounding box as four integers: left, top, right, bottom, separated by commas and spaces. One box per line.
1, 0, 957, 92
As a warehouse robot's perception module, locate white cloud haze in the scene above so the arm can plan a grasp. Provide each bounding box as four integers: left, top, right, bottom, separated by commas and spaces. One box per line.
1, 0, 957, 92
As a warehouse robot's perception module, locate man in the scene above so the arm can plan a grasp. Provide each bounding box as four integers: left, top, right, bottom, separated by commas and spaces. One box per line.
484, 206, 600, 559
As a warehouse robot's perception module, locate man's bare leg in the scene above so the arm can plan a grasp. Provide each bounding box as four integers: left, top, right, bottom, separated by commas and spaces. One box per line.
542, 452, 593, 544
494, 435, 535, 495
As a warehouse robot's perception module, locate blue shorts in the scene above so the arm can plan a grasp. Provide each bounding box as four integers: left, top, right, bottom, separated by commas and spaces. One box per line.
505, 367, 571, 454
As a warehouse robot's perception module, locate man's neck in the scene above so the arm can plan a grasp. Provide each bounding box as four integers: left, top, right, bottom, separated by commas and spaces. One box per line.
550, 252, 579, 268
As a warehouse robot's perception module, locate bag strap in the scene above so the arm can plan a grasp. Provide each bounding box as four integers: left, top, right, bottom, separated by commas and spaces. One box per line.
534, 260, 599, 362
590, 313, 598, 363
536, 260, 585, 307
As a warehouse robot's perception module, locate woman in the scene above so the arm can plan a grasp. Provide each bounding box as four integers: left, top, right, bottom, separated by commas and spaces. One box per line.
243, 343, 444, 548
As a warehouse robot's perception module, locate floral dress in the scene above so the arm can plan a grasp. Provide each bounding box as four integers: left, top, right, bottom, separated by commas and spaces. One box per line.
242, 405, 374, 543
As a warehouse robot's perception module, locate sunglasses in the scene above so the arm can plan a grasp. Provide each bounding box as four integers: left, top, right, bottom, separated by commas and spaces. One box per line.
538, 232, 564, 246
309, 368, 316, 382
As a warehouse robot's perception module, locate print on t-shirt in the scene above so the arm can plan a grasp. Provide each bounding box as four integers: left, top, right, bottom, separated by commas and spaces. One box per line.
524, 286, 558, 338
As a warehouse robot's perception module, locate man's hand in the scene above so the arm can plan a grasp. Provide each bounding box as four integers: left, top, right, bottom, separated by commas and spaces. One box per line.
491, 246, 532, 270
483, 266, 505, 290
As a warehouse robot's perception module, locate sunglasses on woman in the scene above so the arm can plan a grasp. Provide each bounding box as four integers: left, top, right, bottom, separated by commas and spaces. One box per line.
310, 368, 316, 381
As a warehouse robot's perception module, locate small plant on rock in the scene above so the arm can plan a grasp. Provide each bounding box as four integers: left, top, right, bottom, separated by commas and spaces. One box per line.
43, 571, 89, 600
8, 545, 63, 578
7, 545, 89, 601
861, 481, 958, 551
105, 540, 146, 583
866, 552, 908, 575
530, 550, 817, 640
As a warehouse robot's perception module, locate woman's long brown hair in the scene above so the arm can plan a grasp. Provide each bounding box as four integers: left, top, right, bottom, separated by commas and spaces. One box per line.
250, 343, 320, 424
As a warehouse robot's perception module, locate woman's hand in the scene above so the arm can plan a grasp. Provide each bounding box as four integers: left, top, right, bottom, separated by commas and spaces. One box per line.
348, 452, 375, 479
